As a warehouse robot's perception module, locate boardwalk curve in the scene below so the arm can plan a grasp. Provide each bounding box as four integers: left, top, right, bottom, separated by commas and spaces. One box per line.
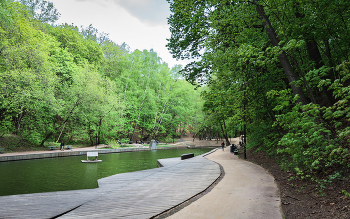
0, 150, 220, 218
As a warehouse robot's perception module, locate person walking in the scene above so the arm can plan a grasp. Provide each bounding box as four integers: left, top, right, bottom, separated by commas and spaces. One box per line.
221, 141, 225, 151
60, 141, 65, 151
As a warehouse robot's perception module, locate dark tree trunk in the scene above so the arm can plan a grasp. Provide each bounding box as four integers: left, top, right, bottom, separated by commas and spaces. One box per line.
219, 120, 230, 146
15, 107, 24, 134
255, 1, 309, 105
98, 118, 102, 145
130, 123, 137, 142
89, 135, 94, 146
40, 132, 53, 147
294, 6, 335, 105
305, 39, 324, 69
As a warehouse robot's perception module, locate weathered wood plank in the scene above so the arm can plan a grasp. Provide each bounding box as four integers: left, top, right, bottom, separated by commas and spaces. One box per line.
0, 149, 220, 219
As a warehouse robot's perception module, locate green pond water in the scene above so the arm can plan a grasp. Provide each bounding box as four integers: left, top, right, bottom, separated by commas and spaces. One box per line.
0, 148, 212, 196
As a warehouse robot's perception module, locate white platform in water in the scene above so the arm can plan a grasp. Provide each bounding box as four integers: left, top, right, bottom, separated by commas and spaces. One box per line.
81, 160, 102, 163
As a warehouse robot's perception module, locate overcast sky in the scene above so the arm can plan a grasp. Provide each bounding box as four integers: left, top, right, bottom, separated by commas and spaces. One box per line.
49, 0, 191, 69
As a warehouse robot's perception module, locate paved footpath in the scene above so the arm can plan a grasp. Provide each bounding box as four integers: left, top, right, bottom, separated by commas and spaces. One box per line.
167, 145, 282, 219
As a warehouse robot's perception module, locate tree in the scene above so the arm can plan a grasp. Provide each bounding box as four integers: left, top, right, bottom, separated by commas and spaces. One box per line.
0, 0, 207, 150
19, 0, 60, 24
167, 0, 350, 182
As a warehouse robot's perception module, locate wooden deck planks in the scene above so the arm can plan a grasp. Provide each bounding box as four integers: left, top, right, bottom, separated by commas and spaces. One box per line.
0, 149, 220, 219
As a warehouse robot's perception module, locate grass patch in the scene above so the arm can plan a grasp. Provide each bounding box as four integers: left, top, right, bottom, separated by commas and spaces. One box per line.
157, 144, 173, 147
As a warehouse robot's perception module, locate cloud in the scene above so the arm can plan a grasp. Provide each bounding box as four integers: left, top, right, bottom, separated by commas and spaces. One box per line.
75, 0, 110, 7
113, 0, 170, 26
74, 0, 170, 26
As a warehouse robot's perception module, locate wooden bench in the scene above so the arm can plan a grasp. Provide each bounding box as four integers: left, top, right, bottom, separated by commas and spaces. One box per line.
48, 146, 57, 150
0, 148, 5, 154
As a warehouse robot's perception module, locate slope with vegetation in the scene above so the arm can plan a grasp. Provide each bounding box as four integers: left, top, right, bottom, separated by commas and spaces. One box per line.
0, 0, 207, 151
166, 0, 350, 215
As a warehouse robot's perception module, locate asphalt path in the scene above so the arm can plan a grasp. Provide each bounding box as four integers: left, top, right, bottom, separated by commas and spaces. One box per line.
167, 139, 282, 219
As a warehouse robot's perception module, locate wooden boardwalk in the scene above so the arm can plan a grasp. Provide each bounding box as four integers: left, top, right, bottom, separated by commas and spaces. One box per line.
0, 150, 220, 219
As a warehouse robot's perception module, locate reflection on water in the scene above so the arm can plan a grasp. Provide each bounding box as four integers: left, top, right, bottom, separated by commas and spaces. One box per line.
0, 148, 211, 196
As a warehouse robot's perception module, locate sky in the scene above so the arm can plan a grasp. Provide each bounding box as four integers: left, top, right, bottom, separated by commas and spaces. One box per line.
49, 0, 192, 69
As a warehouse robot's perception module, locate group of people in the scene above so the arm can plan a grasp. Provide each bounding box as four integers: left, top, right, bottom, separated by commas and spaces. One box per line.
136, 140, 144, 144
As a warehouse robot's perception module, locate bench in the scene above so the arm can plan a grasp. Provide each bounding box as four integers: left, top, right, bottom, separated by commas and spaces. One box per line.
86, 152, 98, 161
230, 144, 240, 155
64, 145, 72, 150
48, 146, 57, 150
0, 148, 5, 154
181, 153, 194, 160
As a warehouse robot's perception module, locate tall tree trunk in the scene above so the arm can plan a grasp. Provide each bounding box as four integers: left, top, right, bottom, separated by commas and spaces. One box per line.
40, 132, 53, 147
56, 99, 80, 143
16, 106, 24, 134
223, 120, 230, 146
219, 120, 230, 146
300, 38, 334, 105
56, 122, 66, 143
294, 6, 335, 105
255, 1, 309, 105
98, 118, 102, 145
154, 101, 174, 138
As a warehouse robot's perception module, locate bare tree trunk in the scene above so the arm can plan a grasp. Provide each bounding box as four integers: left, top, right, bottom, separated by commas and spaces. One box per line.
56, 122, 66, 143
154, 101, 174, 137
55, 99, 80, 144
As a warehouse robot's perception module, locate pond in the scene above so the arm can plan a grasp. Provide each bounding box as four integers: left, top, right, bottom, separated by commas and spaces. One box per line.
0, 148, 212, 196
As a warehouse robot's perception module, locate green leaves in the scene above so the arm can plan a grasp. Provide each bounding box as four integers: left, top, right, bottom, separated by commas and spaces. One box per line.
46, 24, 103, 66
0, 0, 208, 148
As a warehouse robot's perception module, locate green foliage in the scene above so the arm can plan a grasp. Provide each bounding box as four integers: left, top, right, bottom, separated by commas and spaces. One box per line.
0, 0, 205, 149
45, 24, 103, 66
106, 139, 120, 149
120, 138, 130, 144
342, 190, 350, 198
164, 135, 172, 143
19, 0, 60, 24
44, 141, 60, 147
167, 0, 350, 186
269, 62, 350, 180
